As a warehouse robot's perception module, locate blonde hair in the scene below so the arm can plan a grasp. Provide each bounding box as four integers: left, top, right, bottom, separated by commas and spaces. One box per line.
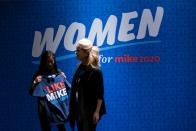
91, 46, 100, 68
76, 38, 100, 68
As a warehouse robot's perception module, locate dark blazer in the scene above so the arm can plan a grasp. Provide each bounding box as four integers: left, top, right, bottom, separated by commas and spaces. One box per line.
69, 64, 106, 128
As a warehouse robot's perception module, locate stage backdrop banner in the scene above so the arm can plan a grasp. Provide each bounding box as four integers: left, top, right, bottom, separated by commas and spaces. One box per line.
0, 0, 195, 131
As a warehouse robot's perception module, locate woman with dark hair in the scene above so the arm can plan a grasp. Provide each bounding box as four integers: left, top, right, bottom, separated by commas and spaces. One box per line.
69, 38, 106, 131
29, 50, 68, 131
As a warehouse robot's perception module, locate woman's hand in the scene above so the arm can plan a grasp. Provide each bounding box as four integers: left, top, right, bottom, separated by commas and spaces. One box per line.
93, 111, 100, 124
33, 75, 42, 84
60, 72, 67, 79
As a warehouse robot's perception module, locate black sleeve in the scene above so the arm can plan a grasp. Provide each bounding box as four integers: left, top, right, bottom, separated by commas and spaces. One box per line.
93, 69, 104, 99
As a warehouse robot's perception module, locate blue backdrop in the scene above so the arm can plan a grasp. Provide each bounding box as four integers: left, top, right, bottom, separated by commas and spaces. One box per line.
0, 0, 195, 131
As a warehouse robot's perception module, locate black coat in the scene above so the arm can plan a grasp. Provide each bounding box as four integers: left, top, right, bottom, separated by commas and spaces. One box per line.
69, 64, 106, 128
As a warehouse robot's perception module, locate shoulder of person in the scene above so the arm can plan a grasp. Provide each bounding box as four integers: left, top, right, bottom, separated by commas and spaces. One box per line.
92, 67, 103, 75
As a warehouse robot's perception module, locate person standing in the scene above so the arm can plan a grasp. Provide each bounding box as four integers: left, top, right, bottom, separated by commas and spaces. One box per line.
69, 38, 106, 131
29, 50, 69, 131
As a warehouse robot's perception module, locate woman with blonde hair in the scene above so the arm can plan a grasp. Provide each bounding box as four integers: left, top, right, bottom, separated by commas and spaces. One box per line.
69, 38, 106, 131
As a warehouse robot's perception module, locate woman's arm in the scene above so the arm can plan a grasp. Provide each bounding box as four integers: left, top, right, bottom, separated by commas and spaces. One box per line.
29, 75, 42, 95
93, 69, 104, 123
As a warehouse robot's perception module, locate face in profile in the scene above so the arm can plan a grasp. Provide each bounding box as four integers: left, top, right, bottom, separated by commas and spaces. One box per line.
47, 56, 55, 70
76, 47, 88, 61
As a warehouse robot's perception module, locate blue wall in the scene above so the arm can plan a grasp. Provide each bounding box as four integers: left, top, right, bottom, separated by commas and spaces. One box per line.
0, 0, 195, 131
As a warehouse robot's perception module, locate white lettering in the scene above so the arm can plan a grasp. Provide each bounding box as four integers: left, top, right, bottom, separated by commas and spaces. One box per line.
99, 55, 113, 63
46, 93, 55, 101
32, 7, 164, 58
46, 88, 67, 101
137, 6, 164, 39
88, 15, 117, 46
118, 11, 138, 42
32, 25, 65, 57
64, 22, 86, 51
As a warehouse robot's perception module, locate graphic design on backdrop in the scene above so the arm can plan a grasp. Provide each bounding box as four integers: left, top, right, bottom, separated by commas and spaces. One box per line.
32, 6, 164, 64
